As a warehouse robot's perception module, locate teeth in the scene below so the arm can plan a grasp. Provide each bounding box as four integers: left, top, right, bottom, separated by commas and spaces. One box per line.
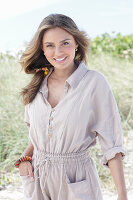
55, 57, 66, 61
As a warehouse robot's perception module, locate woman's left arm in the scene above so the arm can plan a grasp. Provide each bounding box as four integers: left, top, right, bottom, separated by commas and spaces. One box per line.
108, 153, 128, 200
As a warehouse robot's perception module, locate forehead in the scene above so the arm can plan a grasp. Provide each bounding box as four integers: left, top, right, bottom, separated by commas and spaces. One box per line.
42, 27, 75, 42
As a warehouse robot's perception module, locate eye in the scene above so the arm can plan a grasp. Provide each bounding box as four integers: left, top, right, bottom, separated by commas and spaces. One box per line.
46, 44, 53, 47
63, 42, 69, 46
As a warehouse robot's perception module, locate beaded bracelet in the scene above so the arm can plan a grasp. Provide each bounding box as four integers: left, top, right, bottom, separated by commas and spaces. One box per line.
14, 156, 32, 168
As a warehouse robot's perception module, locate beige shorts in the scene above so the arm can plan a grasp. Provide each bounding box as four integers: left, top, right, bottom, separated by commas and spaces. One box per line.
20, 149, 103, 200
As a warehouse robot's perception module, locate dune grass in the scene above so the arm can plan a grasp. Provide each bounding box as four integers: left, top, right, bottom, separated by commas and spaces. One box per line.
0, 58, 30, 171
0, 54, 133, 190
88, 53, 133, 191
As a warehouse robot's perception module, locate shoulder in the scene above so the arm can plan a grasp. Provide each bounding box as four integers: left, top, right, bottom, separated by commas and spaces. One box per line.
79, 62, 111, 91
88, 69, 106, 80
80, 62, 107, 83
86, 69, 110, 87
24, 103, 30, 112
81, 68, 113, 99
25, 102, 32, 111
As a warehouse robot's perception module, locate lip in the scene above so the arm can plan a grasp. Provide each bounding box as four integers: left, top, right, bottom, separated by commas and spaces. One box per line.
53, 56, 67, 63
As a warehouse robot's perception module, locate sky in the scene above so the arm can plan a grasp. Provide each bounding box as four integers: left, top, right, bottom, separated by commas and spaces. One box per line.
0, 0, 133, 52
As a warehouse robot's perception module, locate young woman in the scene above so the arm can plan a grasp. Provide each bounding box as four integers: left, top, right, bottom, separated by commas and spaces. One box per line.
16, 14, 127, 200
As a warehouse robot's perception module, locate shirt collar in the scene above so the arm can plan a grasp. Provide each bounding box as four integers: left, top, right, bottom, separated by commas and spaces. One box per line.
66, 61, 89, 89
39, 61, 89, 93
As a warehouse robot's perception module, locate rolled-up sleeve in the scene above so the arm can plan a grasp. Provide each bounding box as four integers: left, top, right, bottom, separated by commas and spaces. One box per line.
24, 104, 30, 128
90, 72, 126, 167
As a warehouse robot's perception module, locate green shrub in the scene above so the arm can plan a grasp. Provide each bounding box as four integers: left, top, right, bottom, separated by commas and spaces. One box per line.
91, 32, 133, 59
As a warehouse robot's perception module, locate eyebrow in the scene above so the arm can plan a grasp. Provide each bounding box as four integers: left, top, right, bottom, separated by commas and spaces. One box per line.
44, 39, 71, 44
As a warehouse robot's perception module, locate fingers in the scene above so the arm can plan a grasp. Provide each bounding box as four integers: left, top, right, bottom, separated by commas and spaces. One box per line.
26, 161, 34, 180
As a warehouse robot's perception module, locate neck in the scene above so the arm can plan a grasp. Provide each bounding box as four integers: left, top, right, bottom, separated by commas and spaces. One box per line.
50, 64, 77, 81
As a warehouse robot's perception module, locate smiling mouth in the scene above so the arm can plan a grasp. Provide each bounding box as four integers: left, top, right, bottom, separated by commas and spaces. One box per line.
54, 57, 67, 61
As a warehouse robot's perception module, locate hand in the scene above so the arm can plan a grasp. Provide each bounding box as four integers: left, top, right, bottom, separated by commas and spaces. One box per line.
19, 161, 34, 180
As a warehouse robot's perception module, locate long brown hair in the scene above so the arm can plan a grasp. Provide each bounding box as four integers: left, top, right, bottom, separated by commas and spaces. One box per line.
20, 13, 90, 105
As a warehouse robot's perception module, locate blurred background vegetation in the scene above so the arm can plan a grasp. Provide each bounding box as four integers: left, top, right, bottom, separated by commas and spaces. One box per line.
0, 33, 133, 192
91, 32, 133, 59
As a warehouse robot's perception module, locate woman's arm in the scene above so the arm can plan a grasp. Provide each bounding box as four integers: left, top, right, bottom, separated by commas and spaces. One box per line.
21, 141, 34, 157
108, 153, 128, 200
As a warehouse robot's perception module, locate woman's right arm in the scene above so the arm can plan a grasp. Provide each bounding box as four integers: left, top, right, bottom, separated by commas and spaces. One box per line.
21, 141, 34, 157
19, 141, 34, 179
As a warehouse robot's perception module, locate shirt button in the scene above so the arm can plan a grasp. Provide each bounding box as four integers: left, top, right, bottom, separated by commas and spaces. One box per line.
42, 189, 45, 193
49, 125, 52, 129
50, 116, 53, 120
52, 108, 55, 112
48, 133, 51, 137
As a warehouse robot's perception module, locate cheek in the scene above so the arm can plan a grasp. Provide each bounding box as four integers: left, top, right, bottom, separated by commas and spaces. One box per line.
65, 46, 76, 55
44, 50, 53, 59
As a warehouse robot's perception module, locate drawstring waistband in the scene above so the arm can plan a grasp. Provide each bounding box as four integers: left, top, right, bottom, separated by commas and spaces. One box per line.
34, 148, 90, 163
33, 148, 90, 192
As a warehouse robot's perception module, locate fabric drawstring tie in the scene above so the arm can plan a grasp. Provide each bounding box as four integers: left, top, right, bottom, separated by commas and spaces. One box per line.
34, 156, 50, 192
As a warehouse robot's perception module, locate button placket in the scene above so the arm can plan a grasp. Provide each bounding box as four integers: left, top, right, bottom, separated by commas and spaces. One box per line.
47, 109, 54, 137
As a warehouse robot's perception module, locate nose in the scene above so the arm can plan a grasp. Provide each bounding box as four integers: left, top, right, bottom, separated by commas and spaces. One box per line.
54, 46, 63, 57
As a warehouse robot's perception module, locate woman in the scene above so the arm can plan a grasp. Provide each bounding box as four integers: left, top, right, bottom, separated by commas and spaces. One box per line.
16, 14, 127, 200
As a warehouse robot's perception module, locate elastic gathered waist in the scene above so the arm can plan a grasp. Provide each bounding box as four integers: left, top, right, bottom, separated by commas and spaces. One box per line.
33, 149, 90, 189
33, 148, 90, 163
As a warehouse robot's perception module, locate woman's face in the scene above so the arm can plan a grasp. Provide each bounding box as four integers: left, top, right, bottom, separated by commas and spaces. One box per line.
42, 27, 78, 70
